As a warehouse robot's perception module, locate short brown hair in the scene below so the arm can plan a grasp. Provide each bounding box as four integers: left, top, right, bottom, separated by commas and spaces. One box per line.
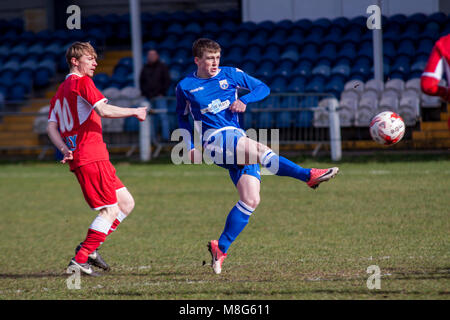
65, 42, 97, 68
192, 38, 221, 58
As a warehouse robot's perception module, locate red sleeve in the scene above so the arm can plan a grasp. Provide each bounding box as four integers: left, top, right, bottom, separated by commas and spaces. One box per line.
422, 45, 443, 81
421, 40, 450, 101
48, 95, 57, 121
78, 76, 107, 108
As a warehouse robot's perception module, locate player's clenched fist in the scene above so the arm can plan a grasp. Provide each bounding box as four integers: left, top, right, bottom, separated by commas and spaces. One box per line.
135, 107, 148, 121
229, 99, 246, 113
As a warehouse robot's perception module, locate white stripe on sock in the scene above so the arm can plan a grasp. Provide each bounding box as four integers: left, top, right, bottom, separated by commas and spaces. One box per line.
117, 210, 127, 223
238, 200, 255, 213
236, 201, 254, 216
259, 150, 272, 165
260, 150, 276, 167
89, 215, 113, 235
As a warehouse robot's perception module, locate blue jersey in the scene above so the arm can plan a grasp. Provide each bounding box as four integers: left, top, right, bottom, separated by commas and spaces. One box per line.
176, 66, 270, 149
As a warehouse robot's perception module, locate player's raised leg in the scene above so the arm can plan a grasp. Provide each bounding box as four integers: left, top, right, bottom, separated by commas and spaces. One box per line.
209, 174, 260, 274
236, 136, 339, 189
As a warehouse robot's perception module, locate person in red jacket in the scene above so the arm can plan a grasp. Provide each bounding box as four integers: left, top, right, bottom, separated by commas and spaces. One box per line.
421, 34, 450, 130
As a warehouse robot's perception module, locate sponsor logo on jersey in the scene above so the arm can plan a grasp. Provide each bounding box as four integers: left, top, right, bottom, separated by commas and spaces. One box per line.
201, 99, 230, 114
190, 86, 204, 93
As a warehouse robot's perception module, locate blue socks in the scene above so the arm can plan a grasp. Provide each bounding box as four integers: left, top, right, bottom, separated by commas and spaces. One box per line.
218, 201, 254, 253
217, 150, 310, 254
260, 150, 311, 182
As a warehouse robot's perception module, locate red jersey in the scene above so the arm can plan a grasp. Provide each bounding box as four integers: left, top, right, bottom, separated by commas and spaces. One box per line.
421, 34, 450, 101
48, 73, 109, 171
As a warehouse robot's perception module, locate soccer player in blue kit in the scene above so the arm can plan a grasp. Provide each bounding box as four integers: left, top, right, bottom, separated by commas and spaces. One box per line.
176, 39, 339, 274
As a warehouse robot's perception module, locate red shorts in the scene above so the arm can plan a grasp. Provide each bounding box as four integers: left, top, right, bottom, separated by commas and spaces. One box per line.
73, 160, 125, 210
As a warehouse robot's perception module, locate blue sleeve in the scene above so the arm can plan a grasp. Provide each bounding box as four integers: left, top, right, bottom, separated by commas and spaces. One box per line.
231, 68, 270, 105
176, 84, 194, 150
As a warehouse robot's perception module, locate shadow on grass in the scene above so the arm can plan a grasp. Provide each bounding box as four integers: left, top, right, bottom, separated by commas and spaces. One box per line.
102, 291, 144, 297
388, 273, 450, 281
301, 289, 425, 296
96, 288, 439, 298
0, 270, 195, 280
0, 272, 66, 279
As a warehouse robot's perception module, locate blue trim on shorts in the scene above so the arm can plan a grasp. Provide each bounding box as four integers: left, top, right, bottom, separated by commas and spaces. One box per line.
204, 128, 261, 186
228, 163, 261, 186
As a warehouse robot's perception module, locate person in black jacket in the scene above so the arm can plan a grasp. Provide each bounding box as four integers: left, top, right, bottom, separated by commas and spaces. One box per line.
139, 49, 171, 140
140, 49, 171, 99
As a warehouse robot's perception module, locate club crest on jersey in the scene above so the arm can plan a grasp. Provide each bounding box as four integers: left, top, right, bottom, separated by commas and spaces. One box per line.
219, 79, 229, 90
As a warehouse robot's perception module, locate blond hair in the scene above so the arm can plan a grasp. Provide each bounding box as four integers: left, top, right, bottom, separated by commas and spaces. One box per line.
65, 42, 97, 68
192, 38, 221, 58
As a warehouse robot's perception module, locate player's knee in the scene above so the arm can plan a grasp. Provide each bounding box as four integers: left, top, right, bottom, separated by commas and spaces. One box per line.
257, 143, 270, 155
257, 146, 275, 165
117, 188, 135, 215
119, 195, 135, 215
241, 195, 260, 209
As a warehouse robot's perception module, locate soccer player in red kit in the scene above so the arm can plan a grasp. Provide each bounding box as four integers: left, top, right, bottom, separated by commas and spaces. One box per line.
421, 34, 450, 130
47, 42, 148, 276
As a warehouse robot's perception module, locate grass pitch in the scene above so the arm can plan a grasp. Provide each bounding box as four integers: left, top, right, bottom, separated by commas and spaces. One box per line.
0, 153, 449, 300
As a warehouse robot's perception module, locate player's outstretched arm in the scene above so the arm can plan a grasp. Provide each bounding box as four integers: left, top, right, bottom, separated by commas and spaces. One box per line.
94, 101, 148, 121
47, 121, 73, 164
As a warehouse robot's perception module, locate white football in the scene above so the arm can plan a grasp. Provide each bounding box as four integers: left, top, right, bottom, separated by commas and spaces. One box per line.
369, 111, 405, 145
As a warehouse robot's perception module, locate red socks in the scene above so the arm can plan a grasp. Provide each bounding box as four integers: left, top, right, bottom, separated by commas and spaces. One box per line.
107, 211, 127, 235
74, 212, 127, 264
107, 218, 121, 236
74, 229, 106, 263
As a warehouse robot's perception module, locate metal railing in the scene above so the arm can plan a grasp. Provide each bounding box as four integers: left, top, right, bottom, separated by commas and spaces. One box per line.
139, 93, 341, 161
0, 93, 342, 160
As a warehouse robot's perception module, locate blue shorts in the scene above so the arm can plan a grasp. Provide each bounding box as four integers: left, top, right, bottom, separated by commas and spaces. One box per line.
204, 127, 261, 186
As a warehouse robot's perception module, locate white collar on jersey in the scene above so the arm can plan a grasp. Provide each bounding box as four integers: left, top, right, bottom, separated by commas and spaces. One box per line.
194, 68, 222, 79
65, 72, 83, 79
